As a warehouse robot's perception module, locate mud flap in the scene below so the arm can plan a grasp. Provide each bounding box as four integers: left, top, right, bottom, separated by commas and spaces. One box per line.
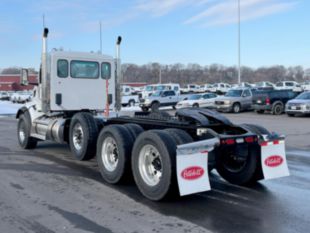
260, 139, 289, 180
176, 138, 219, 196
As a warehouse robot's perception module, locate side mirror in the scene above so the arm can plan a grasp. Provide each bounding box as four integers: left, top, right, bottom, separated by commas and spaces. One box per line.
20, 69, 29, 86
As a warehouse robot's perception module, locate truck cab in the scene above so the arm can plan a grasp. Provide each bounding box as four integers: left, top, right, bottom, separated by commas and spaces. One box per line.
44, 50, 115, 112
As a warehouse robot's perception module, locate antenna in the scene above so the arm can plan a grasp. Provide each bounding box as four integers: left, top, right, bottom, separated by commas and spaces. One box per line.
99, 21, 102, 54
43, 14, 45, 28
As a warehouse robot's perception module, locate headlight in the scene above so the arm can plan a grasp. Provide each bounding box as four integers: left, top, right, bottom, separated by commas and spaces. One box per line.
144, 99, 151, 104
224, 100, 231, 104
306, 104, 310, 110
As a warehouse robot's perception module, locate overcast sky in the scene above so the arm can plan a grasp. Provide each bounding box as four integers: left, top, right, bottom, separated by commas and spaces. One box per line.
0, 0, 308, 70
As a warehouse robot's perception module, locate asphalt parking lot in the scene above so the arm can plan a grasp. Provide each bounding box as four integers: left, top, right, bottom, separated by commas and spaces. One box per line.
0, 113, 309, 233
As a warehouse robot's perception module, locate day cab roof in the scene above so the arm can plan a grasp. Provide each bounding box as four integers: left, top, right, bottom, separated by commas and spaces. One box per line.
49, 50, 114, 61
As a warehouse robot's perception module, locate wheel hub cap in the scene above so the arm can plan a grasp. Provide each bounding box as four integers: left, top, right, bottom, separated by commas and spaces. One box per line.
73, 123, 84, 151
102, 137, 119, 172
138, 145, 162, 186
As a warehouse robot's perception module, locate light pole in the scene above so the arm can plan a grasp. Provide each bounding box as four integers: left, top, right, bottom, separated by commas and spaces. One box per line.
238, 0, 241, 84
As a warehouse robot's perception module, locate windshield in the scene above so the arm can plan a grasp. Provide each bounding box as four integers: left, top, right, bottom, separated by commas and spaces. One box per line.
155, 85, 166, 91
256, 82, 264, 87
296, 92, 310, 100
225, 90, 243, 97
188, 94, 202, 100
145, 86, 154, 91
151, 91, 162, 97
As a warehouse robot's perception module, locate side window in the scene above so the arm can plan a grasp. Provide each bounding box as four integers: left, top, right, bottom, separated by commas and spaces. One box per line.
57, 59, 68, 78
166, 91, 175, 96
101, 62, 111, 79
243, 90, 251, 97
203, 94, 209, 99
174, 86, 179, 91
70, 60, 99, 79
286, 82, 294, 87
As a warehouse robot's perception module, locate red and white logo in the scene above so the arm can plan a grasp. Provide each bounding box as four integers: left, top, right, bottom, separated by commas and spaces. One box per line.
181, 166, 204, 180
264, 155, 283, 167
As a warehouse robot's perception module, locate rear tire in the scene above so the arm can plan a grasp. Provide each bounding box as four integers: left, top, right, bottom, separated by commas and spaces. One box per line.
164, 128, 193, 145
17, 112, 37, 149
193, 103, 199, 108
69, 112, 98, 161
132, 130, 177, 201
272, 103, 283, 115
97, 125, 134, 184
124, 123, 144, 140
216, 146, 259, 185
239, 123, 272, 183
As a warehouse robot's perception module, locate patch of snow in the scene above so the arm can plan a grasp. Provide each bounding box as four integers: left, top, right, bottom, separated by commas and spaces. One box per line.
0, 101, 23, 116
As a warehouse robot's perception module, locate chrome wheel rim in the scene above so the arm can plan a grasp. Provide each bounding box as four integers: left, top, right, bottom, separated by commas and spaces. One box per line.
19, 122, 26, 143
72, 123, 84, 151
234, 104, 240, 112
102, 137, 119, 172
138, 145, 162, 186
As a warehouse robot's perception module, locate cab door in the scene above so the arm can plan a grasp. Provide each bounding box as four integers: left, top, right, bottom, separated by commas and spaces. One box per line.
242, 89, 252, 109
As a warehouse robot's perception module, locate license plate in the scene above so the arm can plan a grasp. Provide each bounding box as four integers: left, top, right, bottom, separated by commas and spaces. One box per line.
291, 106, 296, 110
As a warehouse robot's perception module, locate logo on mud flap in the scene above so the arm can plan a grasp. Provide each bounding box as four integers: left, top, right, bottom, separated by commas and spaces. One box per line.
264, 155, 283, 167
181, 166, 204, 180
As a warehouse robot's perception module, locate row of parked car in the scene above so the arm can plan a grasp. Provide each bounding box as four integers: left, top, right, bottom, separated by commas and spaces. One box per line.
181, 81, 310, 94
138, 88, 310, 117
0, 91, 32, 103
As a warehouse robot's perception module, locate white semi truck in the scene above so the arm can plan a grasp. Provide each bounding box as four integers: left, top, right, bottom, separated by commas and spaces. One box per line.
16, 28, 289, 201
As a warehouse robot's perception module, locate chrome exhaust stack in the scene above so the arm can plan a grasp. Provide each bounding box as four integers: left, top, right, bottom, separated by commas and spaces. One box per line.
41, 28, 49, 113
115, 36, 122, 112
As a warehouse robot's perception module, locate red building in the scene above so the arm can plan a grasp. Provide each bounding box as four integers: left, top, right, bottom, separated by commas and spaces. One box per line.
121, 82, 146, 87
0, 74, 38, 91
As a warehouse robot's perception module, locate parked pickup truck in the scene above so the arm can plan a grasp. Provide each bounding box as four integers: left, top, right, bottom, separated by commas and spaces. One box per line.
140, 90, 183, 112
215, 88, 254, 113
121, 95, 139, 107
252, 90, 299, 115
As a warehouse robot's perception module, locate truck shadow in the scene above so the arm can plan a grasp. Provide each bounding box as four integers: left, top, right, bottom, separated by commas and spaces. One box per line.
6, 141, 285, 233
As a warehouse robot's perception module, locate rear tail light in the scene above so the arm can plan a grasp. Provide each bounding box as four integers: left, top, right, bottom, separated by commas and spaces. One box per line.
266, 98, 270, 105
245, 136, 254, 143
221, 138, 235, 145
